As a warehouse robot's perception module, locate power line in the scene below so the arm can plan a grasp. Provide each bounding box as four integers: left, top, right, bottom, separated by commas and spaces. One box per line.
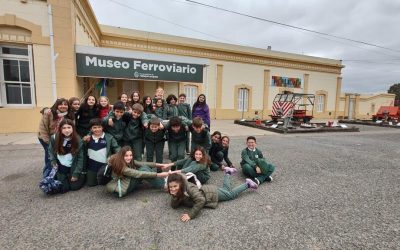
185, 0, 400, 53
108, 0, 235, 44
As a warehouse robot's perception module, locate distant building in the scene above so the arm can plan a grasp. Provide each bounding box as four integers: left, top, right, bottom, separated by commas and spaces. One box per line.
338, 93, 395, 120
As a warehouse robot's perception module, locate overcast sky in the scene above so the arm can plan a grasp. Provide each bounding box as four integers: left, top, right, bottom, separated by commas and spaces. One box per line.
89, 0, 400, 94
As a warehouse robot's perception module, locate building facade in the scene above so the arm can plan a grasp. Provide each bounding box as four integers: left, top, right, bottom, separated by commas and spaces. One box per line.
1, 0, 350, 132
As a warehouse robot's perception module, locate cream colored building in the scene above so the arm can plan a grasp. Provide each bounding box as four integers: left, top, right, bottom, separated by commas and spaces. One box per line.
338, 93, 395, 120
0, 0, 385, 133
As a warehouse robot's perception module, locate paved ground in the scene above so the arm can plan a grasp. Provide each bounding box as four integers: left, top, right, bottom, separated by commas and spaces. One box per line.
0, 121, 399, 249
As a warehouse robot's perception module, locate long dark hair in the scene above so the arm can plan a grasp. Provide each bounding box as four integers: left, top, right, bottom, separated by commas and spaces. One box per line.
167, 173, 186, 199
193, 94, 207, 108
80, 95, 99, 114
54, 119, 80, 155
50, 98, 75, 121
129, 91, 142, 106
190, 146, 211, 165
142, 96, 154, 113
109, 146, 134, 176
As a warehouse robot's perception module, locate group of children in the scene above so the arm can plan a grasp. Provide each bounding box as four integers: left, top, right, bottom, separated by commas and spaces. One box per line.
38, 88, 275, 221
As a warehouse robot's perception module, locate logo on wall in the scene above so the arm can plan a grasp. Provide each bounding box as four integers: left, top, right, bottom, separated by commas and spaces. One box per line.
271, 76, 302, 88
134, 72, 139, 78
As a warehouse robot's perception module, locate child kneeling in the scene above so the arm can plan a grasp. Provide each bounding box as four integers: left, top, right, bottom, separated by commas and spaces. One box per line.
167, 168, 258, 222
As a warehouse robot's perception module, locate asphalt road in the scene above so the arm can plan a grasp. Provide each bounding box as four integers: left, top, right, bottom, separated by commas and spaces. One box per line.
0, 124, 399, 249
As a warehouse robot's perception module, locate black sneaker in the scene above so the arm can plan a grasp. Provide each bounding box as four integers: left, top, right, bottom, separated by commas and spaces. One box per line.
265, 176, 273, 182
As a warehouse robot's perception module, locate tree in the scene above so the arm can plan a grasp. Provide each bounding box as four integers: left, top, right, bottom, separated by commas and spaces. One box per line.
388, 83, 400, 106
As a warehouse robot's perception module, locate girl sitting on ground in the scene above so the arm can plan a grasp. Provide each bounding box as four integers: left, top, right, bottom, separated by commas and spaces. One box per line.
48, 119, 85, 193
209, 131, 224, 171
167, 169, 258, 222
220, 135, 234, 169
162, 146, 211, 184
106, 146, 168, 198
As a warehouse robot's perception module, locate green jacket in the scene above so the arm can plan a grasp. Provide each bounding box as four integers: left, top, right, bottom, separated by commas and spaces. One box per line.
144, 128, 165, 143
48, 134, 84, 178
106, 158, 157, 197
177, 103, 192, 119
170, 176, 218, 219
102, 113, 126, 142
174, 158, 210, 184
165, 104, 179, 119
240, 148, 264, 167
154, 107, 166, 120
190, 127, 211, 150
122, 112, 148, 141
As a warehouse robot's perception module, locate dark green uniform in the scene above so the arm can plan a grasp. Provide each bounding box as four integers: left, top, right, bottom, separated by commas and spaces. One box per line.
173, 158, 210, 184
190, 127, 211, 151
240, 147, 275, 184
122, 112, 148, 160
144, 128, 166, 164
102, 112, 126, 146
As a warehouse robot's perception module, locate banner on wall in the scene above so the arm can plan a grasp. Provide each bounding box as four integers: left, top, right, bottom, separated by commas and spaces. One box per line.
271, 76, 302, 88
76, 53, 204, 83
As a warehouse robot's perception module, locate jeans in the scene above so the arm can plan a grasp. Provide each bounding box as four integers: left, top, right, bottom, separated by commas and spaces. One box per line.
38, 138, 52, 177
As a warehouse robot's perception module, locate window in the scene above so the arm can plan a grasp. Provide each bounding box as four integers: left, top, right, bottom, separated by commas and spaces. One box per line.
238, 88, 249, 111
0, 44, 34, 106
184, 85, 198, 107
316, 94, 325, 113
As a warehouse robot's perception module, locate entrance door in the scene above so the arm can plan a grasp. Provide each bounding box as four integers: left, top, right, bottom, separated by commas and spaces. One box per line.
184, 85, 198, 107
123, 80, 139, 95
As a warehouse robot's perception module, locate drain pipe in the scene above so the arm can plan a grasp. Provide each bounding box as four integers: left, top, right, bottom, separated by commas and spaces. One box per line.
48, 4, 58, 102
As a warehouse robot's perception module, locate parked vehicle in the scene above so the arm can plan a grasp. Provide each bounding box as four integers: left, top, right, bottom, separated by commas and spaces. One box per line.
372, 106, 400, 121
270, 92, 315, 123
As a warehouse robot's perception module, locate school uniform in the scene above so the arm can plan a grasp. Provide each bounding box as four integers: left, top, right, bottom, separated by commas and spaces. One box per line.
106, 158, 164, 198
190, 126, 211, 151
177, 103, 192, 152
122, 112, 148, 161
154, 107, 166, 120
166, 124, 187, 162
209, 142, 224, 171
170, 174, 248, 219
48, 135, 85, 192
173, 158, 210, 184
144, 128, 166, 164
76, 107, 100, 137
177, 103, 192, 120
240, 147, 275, 184
164, 104, 179, 119
86, 132, 120, 186
102, 112, 126, 146
38, 111, 69, 176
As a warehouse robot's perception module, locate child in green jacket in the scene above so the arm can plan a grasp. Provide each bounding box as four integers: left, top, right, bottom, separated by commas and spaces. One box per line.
165, 116, 189, 162
166, 169, 258, 222
86, 118, 120, 186
122, 103, 149, 161
240, 136, 275, 185
106, 146, 168, 198
189, 117, 211, 151
48, 119, 85, 193
144, 117, 166, 164
177, 93, 192, 153
163, 146, 211, 184
102, 101, 126, 147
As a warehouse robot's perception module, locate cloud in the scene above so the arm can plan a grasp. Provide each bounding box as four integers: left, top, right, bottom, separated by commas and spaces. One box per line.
89, 0, 400, 93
